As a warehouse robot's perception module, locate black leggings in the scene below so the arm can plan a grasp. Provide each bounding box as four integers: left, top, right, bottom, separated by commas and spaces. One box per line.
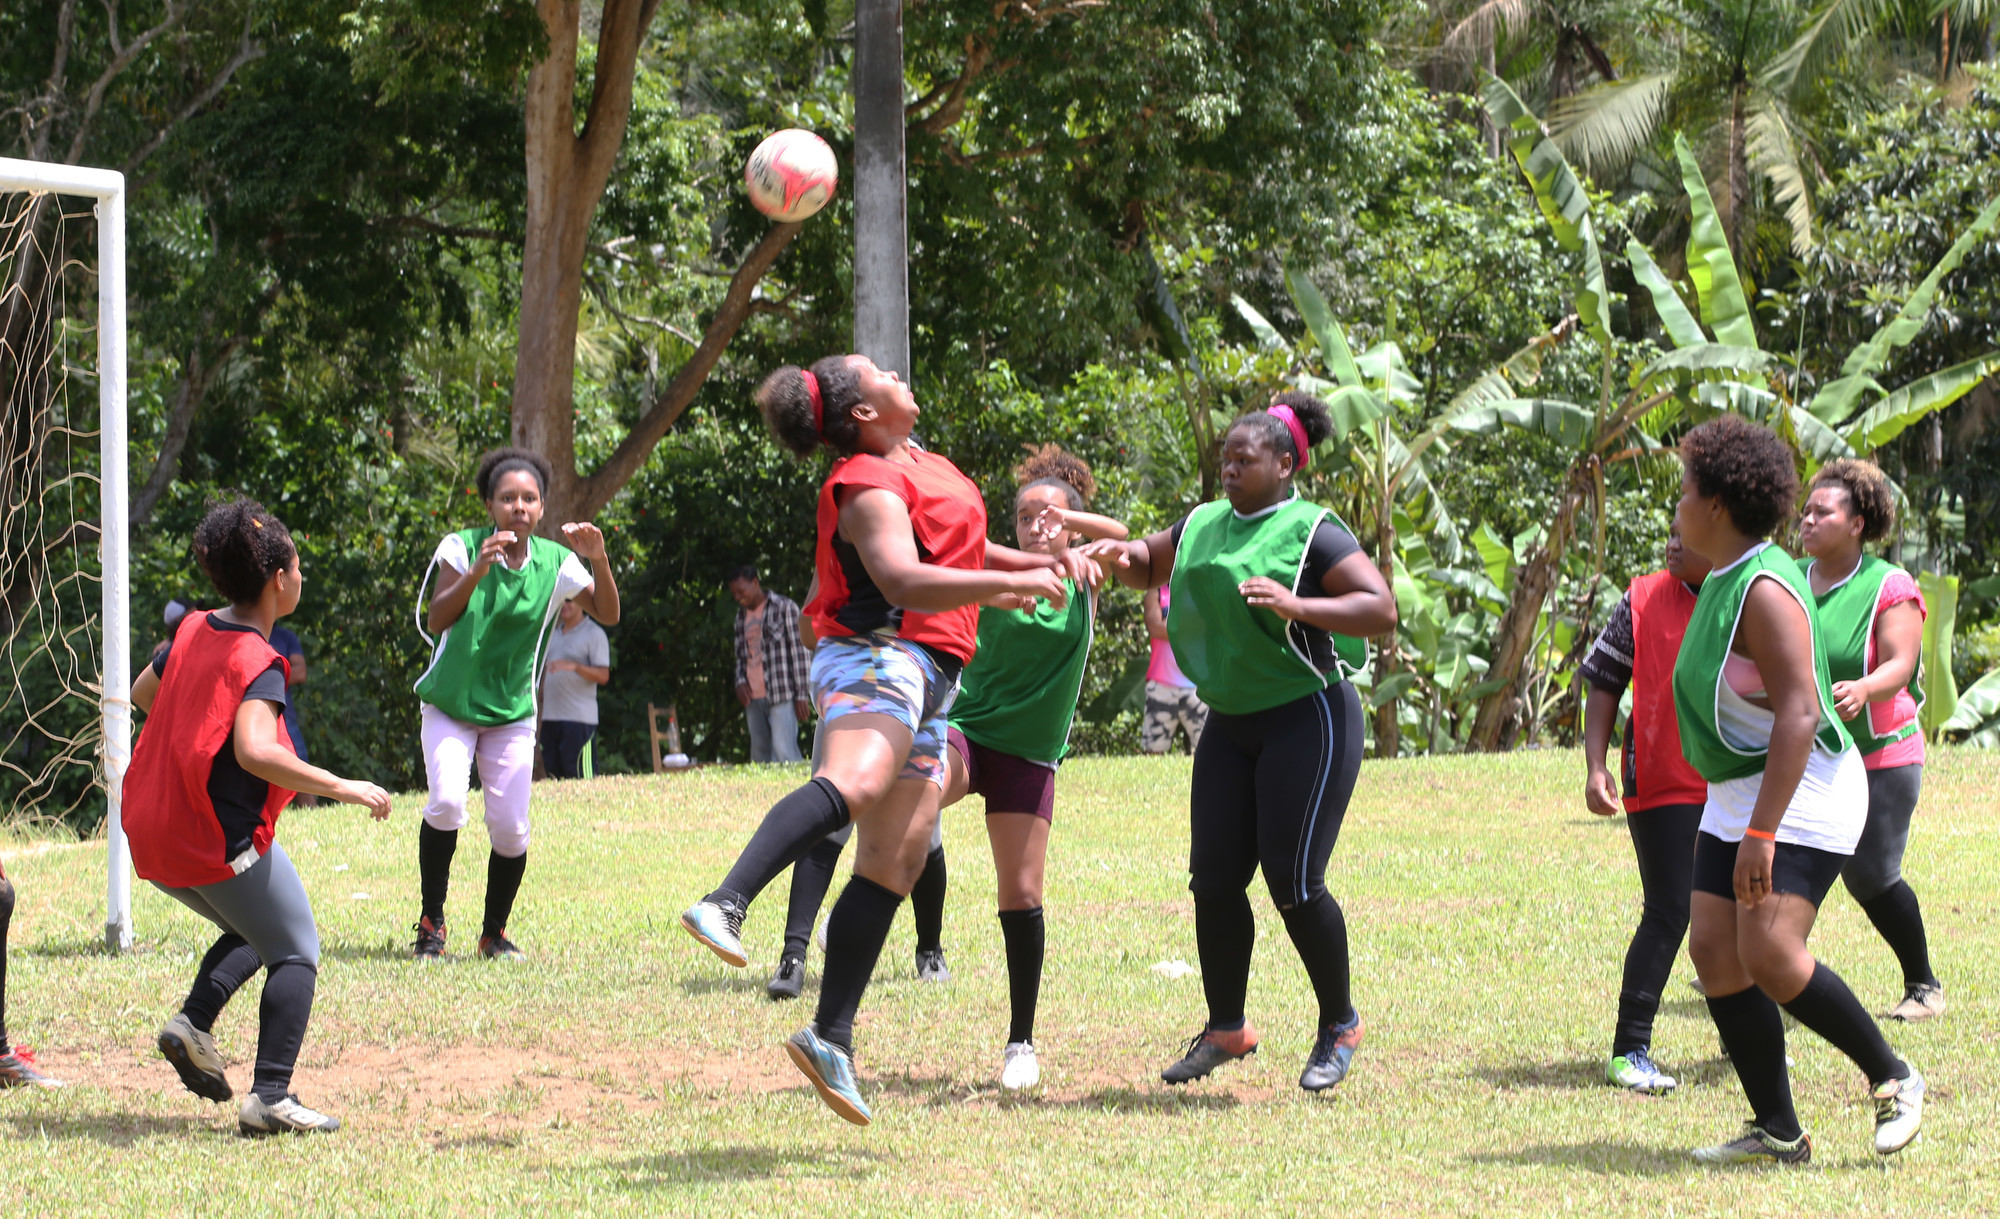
1613, 803, 1701, 1056
1188, 683, 1363, 1030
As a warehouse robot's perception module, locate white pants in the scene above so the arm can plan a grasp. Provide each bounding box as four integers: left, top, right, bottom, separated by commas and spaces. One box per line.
421, 704, 535, 857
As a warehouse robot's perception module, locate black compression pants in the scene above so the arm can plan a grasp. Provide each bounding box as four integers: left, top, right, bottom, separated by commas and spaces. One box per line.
1188, 683, 1364, 1030
1613, 803, 1701, 1056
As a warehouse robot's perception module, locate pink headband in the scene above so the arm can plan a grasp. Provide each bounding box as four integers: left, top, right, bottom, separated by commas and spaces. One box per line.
1267, 404, 1310, 472
802, 370, 824, 438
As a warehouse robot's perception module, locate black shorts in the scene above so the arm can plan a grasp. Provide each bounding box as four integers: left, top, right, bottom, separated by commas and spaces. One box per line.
1692, 831, 1848, 906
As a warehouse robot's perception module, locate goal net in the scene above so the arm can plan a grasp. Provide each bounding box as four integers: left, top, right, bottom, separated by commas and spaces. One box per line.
0, 158, 131, 950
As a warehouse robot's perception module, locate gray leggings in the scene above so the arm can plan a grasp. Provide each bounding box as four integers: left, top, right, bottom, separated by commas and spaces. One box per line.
153, 843, 320, 968
1842, 764, 1923, 903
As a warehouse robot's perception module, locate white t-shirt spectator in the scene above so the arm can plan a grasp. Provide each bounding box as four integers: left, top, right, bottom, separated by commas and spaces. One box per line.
541, 615, 609, 725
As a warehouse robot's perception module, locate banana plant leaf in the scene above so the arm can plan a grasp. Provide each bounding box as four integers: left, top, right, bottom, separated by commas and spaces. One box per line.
1919, 571, 1959, 738
1808, 195, 2000, 424
1941, 667, 2000, 746
1448, 397, 1596, 450
1473, 522, 1513, 592
1841, 353, 2000, 452
1635, 344, 1773, 394
1231, 294, 1287, 352
1627, 240, 1706, 349
1480, 74, 1614, 347
1674, 134, 1759, 351
1791, 406, 1857, 462
1286, 267, 1364, 390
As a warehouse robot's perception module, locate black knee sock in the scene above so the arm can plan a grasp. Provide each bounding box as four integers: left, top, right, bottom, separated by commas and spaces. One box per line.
0, 878, 13, 1054
1193, 888, 1255, 1030
999, 907, 1045, 1045
251, 961, 317, 1103
419, 823, 458, 925
1859, 882, 1938, 989
483, 851, 528, 940
782, 838, 846, 960
1706, 985, 1799, 1141
710, 777, 851, 909
1279, 892, 1354, 1029
182, 934, 263, 1033
813, 875, 903, 1054
1780, 961, 1908, 1087
909, 846, 948, 954
1613, 910, 1688, 1056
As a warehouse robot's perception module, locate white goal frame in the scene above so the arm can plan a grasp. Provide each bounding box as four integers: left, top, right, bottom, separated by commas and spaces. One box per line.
0, 157, 131, 952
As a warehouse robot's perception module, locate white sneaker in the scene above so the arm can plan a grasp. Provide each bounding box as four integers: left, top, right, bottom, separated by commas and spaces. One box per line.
239, 1092, 341, 1136
158, 1012, 231, 1102
1001, 1041, 1041, 1091
1873, 1068, 1924, 1156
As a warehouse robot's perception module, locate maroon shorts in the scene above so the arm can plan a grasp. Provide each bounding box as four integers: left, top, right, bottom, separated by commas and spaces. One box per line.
947, 727, 1057, 823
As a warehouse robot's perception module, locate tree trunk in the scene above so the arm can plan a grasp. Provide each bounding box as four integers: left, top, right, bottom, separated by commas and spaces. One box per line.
1467, 456, 1594, 751
1722, 82, 1750, 260
512, 0, 660, 527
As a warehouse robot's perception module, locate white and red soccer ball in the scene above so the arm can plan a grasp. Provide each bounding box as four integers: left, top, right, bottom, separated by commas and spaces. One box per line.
745, 129, 838, 223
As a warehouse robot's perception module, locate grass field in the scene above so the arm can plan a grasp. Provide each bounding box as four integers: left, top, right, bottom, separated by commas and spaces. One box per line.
2, 747, 1995, 1215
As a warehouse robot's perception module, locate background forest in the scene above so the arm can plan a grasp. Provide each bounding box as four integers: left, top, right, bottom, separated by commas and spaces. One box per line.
4, 0, 1998, 821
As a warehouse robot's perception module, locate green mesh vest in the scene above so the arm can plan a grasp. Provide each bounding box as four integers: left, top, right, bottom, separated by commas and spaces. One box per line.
1167, 497, 1367, 717
1809, 554, 1923, 756
950, 577, 1092, 764
414, 528, 566, 726
1672, 543, 1851, 783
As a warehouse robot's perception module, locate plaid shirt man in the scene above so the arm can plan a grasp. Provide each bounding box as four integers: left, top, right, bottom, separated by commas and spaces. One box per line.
734, 591, 811, 703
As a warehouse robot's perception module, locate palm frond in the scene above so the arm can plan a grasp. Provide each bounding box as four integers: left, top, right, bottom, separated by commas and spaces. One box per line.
1442, 0, 1537, 66
1548, 73, 1675, 179
1768, 0, 1904, 97
1745, 99, 1818, 255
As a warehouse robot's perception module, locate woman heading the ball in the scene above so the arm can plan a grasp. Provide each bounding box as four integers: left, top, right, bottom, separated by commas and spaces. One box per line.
411, 448, 620, 961
1099, 392, 1397, 1093
679, 354, 1080, 1126
126, 499, 394, 1135
1672, 417, 1922, 1165
1798, 458, 1943, 1021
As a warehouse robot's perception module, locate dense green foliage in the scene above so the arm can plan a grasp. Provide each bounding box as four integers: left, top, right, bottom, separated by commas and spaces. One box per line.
1, 1, 1995, 824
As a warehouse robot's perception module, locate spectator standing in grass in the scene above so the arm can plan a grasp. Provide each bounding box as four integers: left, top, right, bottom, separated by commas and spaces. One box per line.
540, 597, 610, 779
729, 566, 813, 763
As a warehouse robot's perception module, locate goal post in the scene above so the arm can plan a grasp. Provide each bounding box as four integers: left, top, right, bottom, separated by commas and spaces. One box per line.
0, 157, 131, 952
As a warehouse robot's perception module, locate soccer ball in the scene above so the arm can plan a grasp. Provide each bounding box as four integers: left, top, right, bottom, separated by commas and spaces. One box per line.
745, 129, 838, 222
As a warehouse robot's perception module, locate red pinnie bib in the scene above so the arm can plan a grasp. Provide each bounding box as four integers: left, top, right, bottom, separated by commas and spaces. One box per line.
124, 612, 297, 887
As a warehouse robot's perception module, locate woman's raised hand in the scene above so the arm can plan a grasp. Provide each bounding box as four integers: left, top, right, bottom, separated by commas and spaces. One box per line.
561, 522, 608, 561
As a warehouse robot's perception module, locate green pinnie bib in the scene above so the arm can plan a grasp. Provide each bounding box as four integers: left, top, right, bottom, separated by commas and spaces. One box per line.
414, 528, 567, 726
1168, 496, 1366, 717
1810, 554, 1923, 756
1672, 543, 1852, 783
950, 577, 1093, 764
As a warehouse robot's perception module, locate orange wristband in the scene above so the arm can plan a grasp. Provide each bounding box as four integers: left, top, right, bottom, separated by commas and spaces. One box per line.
1742, 827, 1777, 841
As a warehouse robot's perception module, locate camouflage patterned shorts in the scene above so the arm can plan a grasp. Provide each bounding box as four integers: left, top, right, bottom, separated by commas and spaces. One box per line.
1141, 681, 1208, 755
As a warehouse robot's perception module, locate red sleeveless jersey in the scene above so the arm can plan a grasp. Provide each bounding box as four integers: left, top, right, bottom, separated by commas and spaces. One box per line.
124, 612, 296, 887
1626, 571, 1708, 811
805, 449, 988, 664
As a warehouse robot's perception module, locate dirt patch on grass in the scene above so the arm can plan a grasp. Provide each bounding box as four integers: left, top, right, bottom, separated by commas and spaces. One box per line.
35, 1037, 812, 1142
